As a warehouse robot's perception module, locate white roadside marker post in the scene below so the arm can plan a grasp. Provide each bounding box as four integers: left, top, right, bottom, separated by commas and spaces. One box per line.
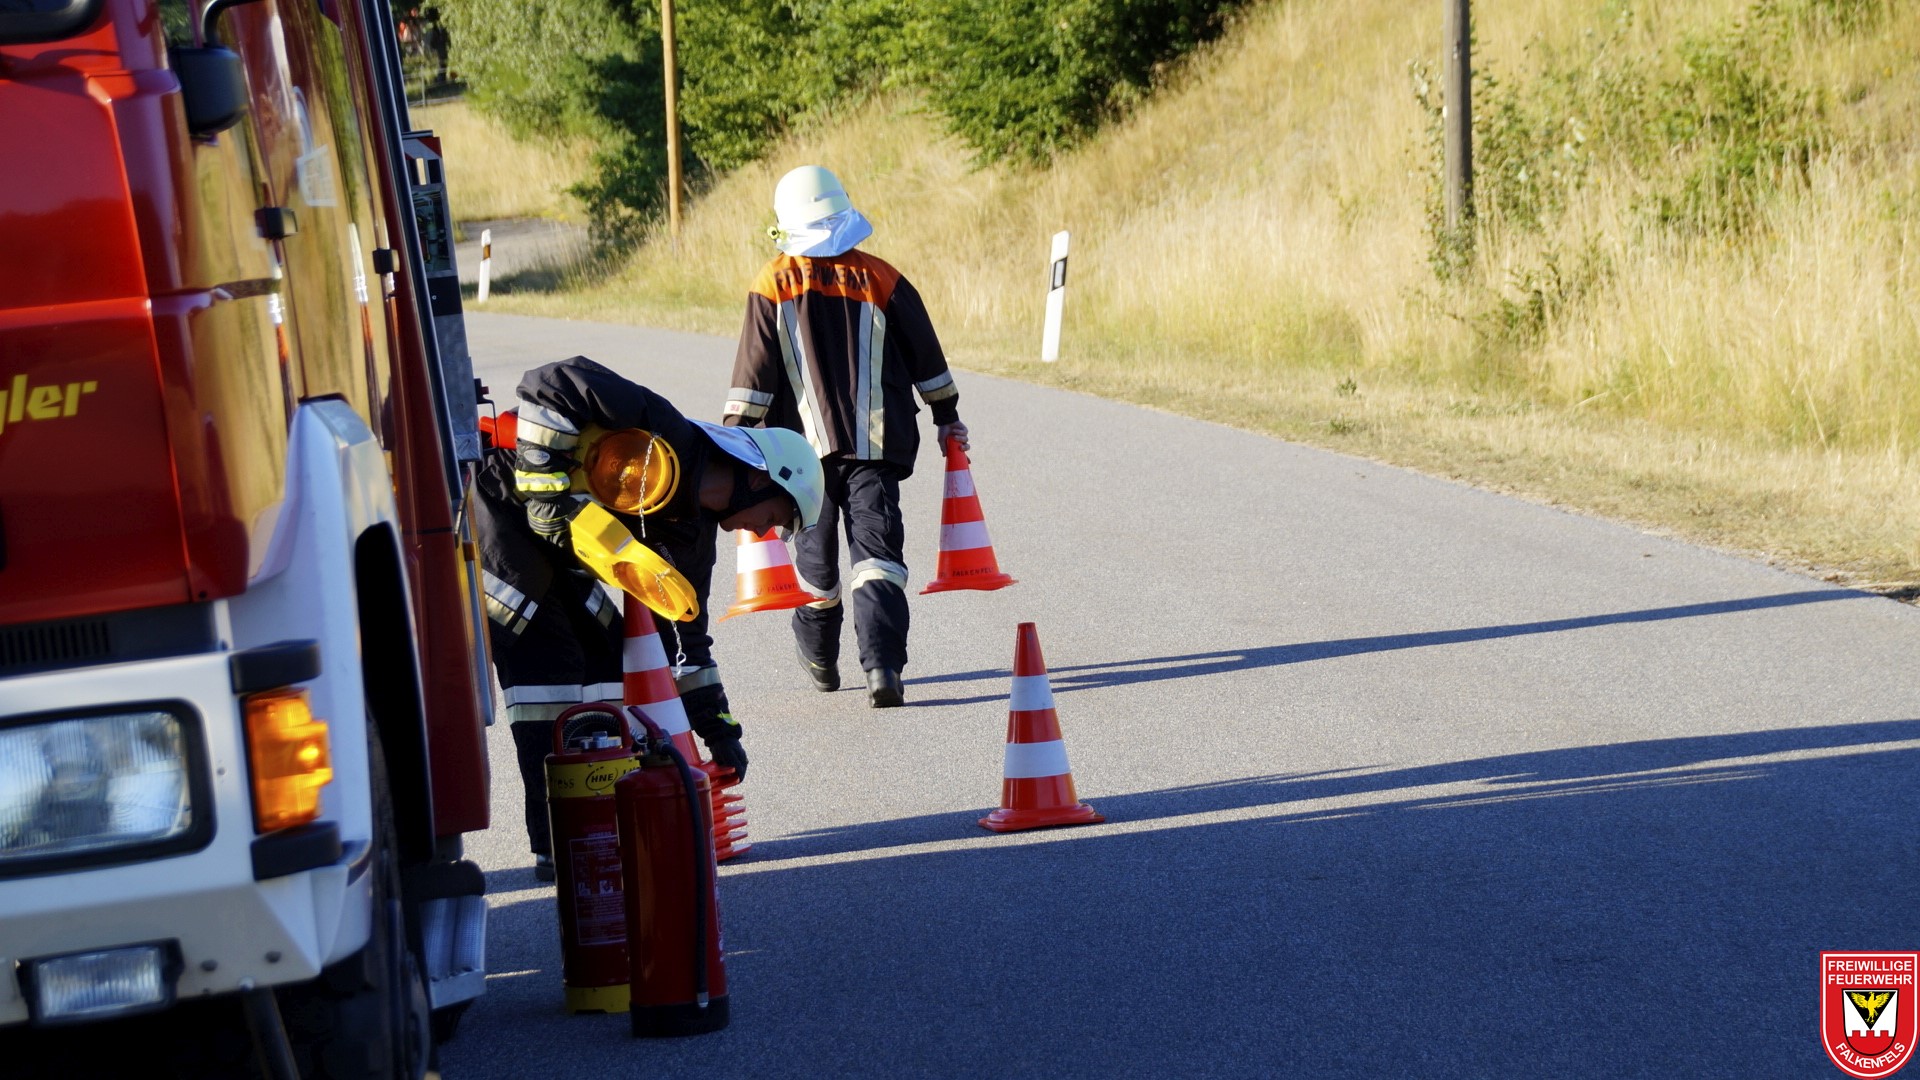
476, 227, 492, 304
1041, 230, 1069, 362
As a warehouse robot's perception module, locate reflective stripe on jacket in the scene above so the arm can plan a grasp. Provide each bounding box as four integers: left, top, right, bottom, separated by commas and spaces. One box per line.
724, 251, 959, 472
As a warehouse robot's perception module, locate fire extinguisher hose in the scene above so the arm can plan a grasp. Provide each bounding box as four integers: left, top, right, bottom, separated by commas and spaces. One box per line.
626, 708, 713, 1010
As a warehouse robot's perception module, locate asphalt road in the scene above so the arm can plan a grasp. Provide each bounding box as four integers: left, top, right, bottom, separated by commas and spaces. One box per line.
443, 311, 1920, 1079
453, 219, 589, 289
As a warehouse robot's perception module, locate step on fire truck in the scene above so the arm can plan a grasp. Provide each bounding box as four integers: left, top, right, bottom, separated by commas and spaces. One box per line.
0, 0, 496, 1075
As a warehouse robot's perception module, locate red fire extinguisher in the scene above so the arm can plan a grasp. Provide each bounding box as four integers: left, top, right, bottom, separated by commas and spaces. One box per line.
617, 707, 730, 1036
544, 703, 641, 1014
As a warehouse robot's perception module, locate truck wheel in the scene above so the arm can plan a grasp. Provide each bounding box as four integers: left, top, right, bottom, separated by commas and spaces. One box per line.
278, 735, 432, 1079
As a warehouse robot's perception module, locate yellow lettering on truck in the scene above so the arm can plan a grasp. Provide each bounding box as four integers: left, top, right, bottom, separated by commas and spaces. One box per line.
0, 378, 96, 436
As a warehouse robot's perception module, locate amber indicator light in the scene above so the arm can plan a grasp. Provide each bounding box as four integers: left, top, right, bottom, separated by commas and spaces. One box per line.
243, 689, 333, 832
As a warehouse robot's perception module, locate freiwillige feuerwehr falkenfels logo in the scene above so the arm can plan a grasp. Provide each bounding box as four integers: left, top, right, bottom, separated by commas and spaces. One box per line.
1824, 952, 1919, 1077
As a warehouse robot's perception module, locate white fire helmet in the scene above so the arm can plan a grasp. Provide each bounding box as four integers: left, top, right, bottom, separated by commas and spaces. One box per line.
692, 420, 824, 537
774, 165, 854, 232
739, 426, 824, 537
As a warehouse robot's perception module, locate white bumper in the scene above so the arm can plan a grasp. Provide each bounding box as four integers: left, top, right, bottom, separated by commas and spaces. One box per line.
0, 651, 373, 1027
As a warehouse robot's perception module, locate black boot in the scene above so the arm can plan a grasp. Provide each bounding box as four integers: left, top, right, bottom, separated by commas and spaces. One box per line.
797, 642, 840, 692
793, 606, 842, 692
866, 668, 903, 708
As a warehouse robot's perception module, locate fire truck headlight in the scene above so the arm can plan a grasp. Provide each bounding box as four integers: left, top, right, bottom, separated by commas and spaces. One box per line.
21, 943, 180, 1024
0, 710, 193, 866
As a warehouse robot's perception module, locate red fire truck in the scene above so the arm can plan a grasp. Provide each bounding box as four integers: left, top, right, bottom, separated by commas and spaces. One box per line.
0, 0, 493, 1075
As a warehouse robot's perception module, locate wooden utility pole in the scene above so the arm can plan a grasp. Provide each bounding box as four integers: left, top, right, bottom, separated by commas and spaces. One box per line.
661, 0, 683, 237
1444, 0, 1473, 230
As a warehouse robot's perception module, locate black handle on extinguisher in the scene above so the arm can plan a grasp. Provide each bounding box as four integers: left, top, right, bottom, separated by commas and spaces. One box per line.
623, 706, 714, 1011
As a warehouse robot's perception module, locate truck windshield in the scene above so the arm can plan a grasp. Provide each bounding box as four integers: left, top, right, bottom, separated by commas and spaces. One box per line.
0, 0, 103, 43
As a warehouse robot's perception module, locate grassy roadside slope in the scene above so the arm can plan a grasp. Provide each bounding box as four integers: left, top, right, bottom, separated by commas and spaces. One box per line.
414, 101, 590, 224
481, 0, 1920, 594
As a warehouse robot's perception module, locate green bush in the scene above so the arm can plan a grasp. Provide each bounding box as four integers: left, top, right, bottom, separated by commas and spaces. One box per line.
440, 0, 652, 137
1412, 1, 1851, 289
678, 0, 921, 172
1437, 1, 1837, 253
676, 0, 1242, 168
440, 0, 669, 246
1647, 14, 1826, 233
1410, 1, 1873, 369
921, 0, 1241, 165
567, 52, 670, 251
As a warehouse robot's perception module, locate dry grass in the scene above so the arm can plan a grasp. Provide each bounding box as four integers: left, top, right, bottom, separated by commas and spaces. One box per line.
412, 101, 592, 224
484, 0, 1920, 592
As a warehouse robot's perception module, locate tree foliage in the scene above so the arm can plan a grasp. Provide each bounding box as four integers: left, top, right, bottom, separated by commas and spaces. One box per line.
921, 0, 1237, 165
437, 0, 1245, 236
440, 0, 666, 245
676, 0, 923, 171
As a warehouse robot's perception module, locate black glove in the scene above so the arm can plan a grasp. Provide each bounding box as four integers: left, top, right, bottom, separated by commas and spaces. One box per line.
525, 494, 588, 549
683, 683, 747, 781
513, 439, 576, 500
705, 737, 748, 781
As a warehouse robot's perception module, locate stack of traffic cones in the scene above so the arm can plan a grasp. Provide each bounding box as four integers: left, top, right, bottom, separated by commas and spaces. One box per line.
922, 438, 1016, 594
980, 623, 1103, 832
621, 599, 750, 861
720, 529, 814, 620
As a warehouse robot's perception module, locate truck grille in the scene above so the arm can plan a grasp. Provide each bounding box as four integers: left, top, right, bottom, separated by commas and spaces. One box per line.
0, 620, 112, 672
0, 606, 215, 679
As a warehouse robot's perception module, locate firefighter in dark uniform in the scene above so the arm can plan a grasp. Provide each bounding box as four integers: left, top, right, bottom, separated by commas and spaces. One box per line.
475, 356, 823, 878
723, 165, 969, 708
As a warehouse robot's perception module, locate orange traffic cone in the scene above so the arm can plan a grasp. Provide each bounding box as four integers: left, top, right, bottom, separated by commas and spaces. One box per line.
979, 623, 1103, 832
477, 407, 519, 450
720, 529, 813, 620
622, 598, 750, 861
922, 439, 1016, 594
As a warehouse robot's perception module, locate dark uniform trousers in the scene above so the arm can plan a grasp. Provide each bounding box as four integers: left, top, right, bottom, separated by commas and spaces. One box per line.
492, 575, 624, 859
792, 458, 911, 675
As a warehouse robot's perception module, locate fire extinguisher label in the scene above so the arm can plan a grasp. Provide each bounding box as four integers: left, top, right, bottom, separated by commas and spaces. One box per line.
568, 832, 626, 945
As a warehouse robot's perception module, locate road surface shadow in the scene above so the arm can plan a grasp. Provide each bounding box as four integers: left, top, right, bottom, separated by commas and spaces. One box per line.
446, 718, 1920, 1079
749, 718, 1920, 858
910, 587, 1868, 706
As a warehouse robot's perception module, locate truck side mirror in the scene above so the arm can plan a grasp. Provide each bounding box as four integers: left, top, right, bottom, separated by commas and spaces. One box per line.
171, 0, 269, 139
200, 0, 265, 48
170, 45, 248, 137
